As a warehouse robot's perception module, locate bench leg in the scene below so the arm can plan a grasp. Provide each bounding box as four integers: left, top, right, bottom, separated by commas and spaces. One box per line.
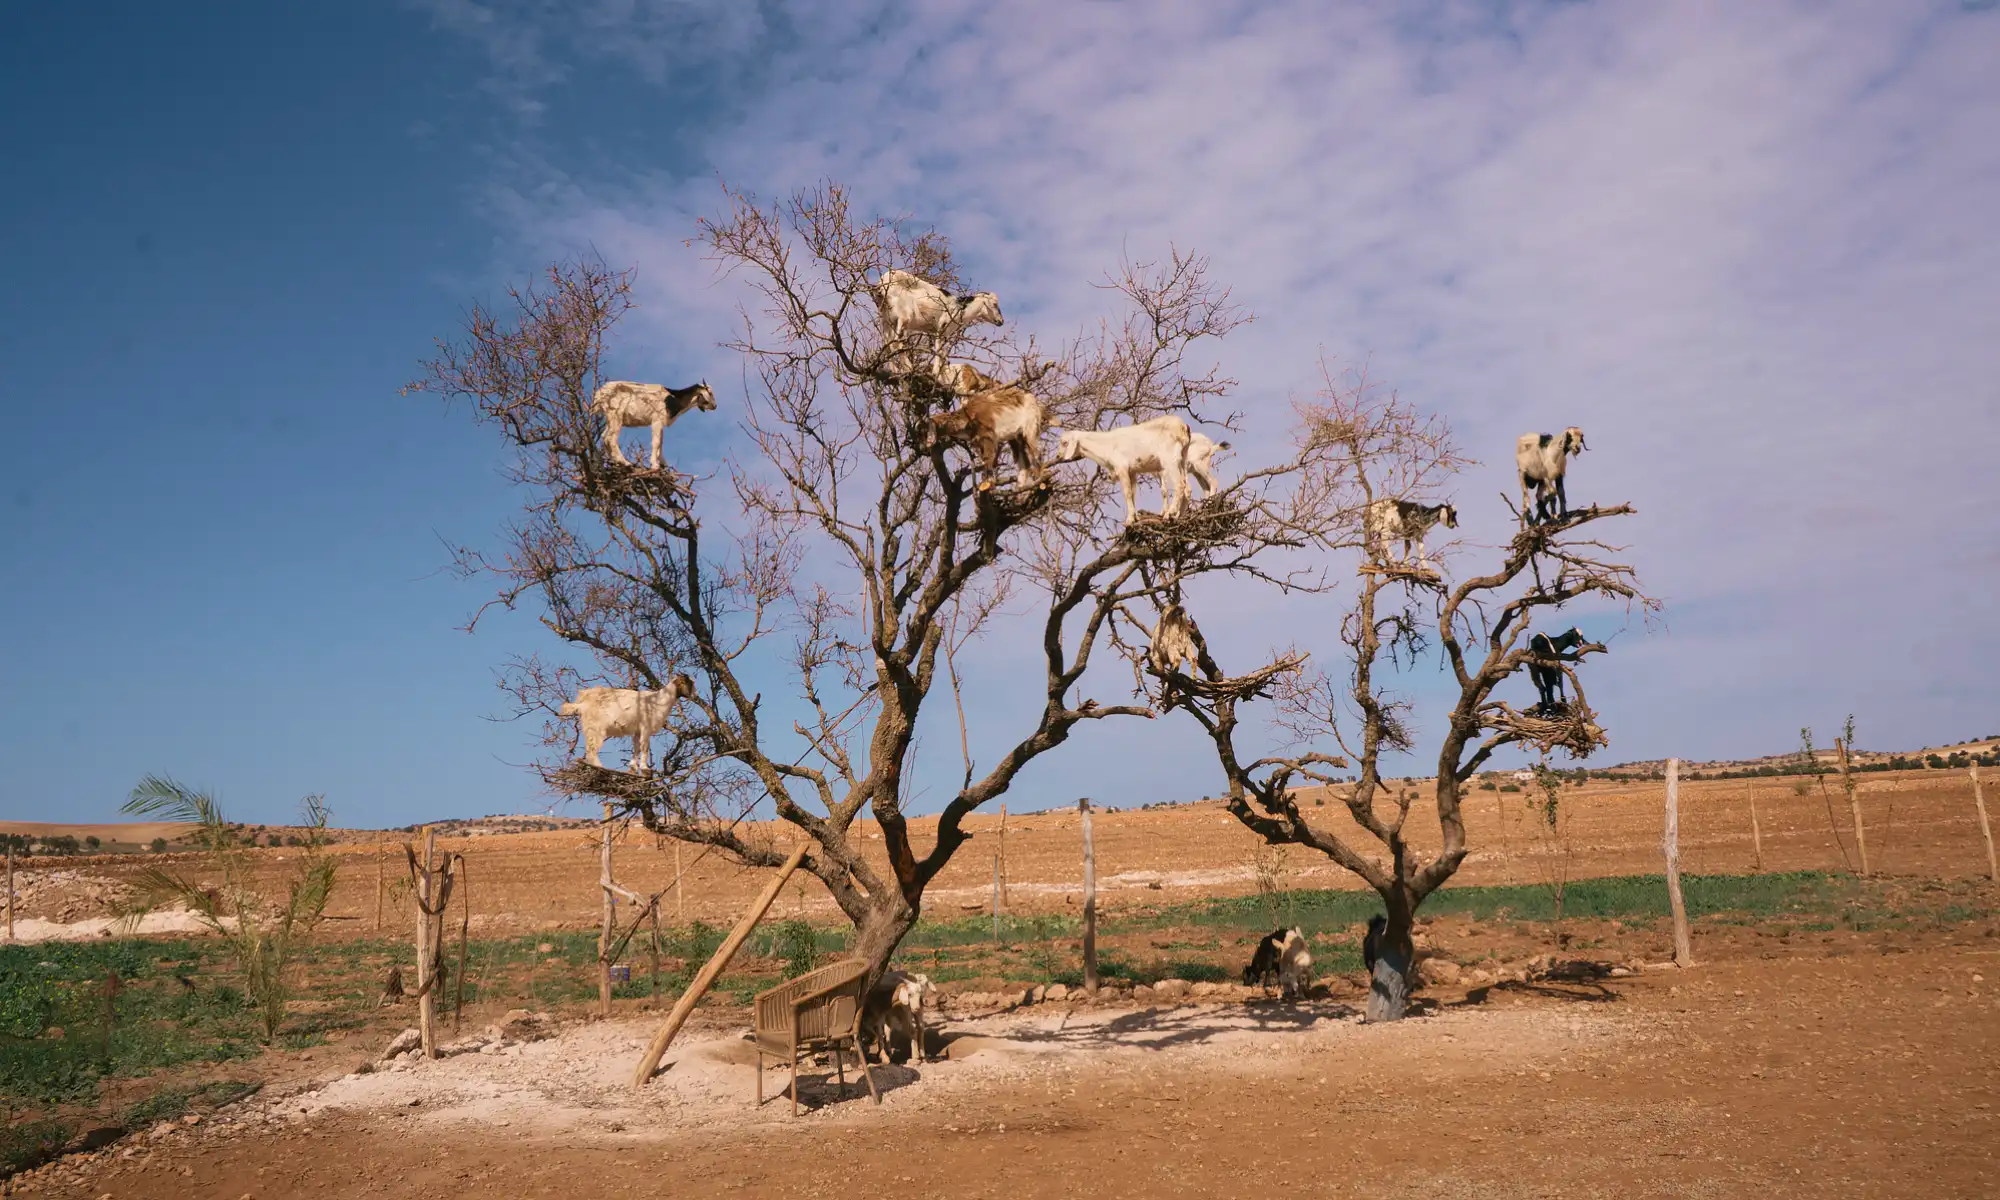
854, 1034, 880, 1105
834, 1044, 846, 1093
790, 1047, 799, 1117
756, 1049, 764, 1106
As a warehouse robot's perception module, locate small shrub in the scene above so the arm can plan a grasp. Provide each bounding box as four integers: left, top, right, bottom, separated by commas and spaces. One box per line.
149, 838, 168, 853
770, 919, 819, 979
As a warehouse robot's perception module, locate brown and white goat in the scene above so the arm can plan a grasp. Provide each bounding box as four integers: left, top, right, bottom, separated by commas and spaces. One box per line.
559, 675, 696, 774
929, 386, 1047, 491
593, 380, 716, 469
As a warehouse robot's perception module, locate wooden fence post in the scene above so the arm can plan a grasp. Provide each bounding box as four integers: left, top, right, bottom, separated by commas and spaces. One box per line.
5, 842, 13, 942
992, 855, 1001, 942
1836, 738, 1868, 876
998, 802, 1009, 911
632, 844, 809, 1087
1748, 791, 1764, 872
1664, 761, 1694, 968
374, 845, 385, 933
416, 826, 438, 1057
674, 842, 684, 921
599, 804, 617, 1017
1973, 764, 1998, 883
1080, 798, 1097, 995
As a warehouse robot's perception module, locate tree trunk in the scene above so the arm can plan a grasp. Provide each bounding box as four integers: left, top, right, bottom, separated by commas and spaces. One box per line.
1364, 903, 1416, 1023
850, 901, 919, 984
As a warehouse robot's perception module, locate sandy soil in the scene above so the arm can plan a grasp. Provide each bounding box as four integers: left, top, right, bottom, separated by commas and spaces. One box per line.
14, 933, 1996, 1199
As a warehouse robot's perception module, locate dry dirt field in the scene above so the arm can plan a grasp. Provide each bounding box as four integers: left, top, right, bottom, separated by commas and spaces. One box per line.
6, 769, 1998, 1197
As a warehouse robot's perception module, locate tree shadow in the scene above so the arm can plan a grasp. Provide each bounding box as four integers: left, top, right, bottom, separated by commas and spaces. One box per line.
941, 999, 1360, 1055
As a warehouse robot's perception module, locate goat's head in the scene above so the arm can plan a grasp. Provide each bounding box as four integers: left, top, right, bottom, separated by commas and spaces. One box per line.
956, 291, 1004, 328
929, 409, 977, 444
1052, 430, 1083, 462
692, 381, 716, 412
666, 673, 697, 700
1563, 426, 1587, 455
1438, 503, 1459, 529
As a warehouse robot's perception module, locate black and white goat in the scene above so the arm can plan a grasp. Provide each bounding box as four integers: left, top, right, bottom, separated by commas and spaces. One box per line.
1362, 914, 1387, 977
593, 380, 717, 469
1363, 498, 1459, 565
1526, 627, 1587, 714
1515, 427, 1587, 524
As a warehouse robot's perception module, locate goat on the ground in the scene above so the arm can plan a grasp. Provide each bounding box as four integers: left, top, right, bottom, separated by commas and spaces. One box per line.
1362, 914, 1386, 977
1277, 928, 1313, 1000
559, 675, 697, 773
1526, 627, 1587, 714
873, 270, 1003, 371
929, 386, 1047, 491
1515, 427, 1587, 524
1363, 498, 1459, 565
593, 380, 717, 470
1052, 416, 1194, 522
1242, 927, 1292, 990
861, 969, 938, 1065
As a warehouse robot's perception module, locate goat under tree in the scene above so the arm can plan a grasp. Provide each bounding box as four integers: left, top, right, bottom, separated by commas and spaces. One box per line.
1151, 370, 1655, 1021
410, 185, 1341, 1014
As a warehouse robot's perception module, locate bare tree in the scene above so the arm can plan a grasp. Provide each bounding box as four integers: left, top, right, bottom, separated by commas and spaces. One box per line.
1155, 367, 1657, 1020
411, 184, 1343, 977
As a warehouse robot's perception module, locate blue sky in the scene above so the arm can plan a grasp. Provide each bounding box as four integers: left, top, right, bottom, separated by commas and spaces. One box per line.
2, 1, 1996, 830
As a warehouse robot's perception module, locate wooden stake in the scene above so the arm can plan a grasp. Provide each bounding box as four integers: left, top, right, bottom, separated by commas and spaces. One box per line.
1664, 761, 1693, 968
998, 802, 1009, 911
1748, 791, 1764, 872
649, 901, 663, 1001
992, 854, 1001, 942
1960, 768, 1992, 880
1080, 798, 1097, 995
632, 844, 809, 1088
599, 804, 615, 1018
1836, 738, 1868, 875
416, 826, 438, 1057
674, 842, 684, 921
374, 845, 385, 933
6, 842, 13, 942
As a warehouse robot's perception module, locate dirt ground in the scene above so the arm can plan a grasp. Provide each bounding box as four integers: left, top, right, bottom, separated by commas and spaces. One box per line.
13, 925, 1996, 1199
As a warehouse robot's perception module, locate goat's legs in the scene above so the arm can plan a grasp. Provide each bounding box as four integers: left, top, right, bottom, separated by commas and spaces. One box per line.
1117, 473, 1140, 523
605, 420, 632, 466
648, 422, 664, 470
1161, 463, 1189, 517
1553, 475, 1569, 518
1189, 460, 1220, 500
583, 731, 606, 768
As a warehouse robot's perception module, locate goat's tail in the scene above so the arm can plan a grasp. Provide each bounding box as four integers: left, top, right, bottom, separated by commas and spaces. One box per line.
558, 702, 580, 717
1213, 440, 1233, 451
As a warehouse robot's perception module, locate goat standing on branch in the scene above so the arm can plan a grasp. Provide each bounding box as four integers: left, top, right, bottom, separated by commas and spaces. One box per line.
1516, 427, 1586, 524
560, 676, 697, 774
1363, 498, 1458, 565
1053, 416, 1196, 522
593, 380, 716, 470
929, 386, 1048, 491
872, 268, 1003, 373
1526, 627, 1600, 715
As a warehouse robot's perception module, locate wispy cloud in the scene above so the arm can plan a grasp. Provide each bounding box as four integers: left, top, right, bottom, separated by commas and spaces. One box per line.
429, 0, 2000, 791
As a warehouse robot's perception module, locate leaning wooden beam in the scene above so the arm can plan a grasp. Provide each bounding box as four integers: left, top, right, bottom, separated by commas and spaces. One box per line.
632, 844, 810, 1088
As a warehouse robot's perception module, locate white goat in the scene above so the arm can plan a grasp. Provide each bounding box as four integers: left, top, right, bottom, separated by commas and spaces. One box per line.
592, 380, 717, 469
1515, 427, 1587, 524
1363, 498, 1459, 565
1276, 928, 1313, 1000
559, 675, 696, 774
1148, 603, 1200, 676
1052, 416, 1194, 522
872, 269, 1003, 371
861, 969, 938, 1064
1185, 432, 1232, 500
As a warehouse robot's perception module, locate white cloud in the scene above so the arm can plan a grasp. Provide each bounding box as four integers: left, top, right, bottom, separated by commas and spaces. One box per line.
434, 0, 2000, 795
